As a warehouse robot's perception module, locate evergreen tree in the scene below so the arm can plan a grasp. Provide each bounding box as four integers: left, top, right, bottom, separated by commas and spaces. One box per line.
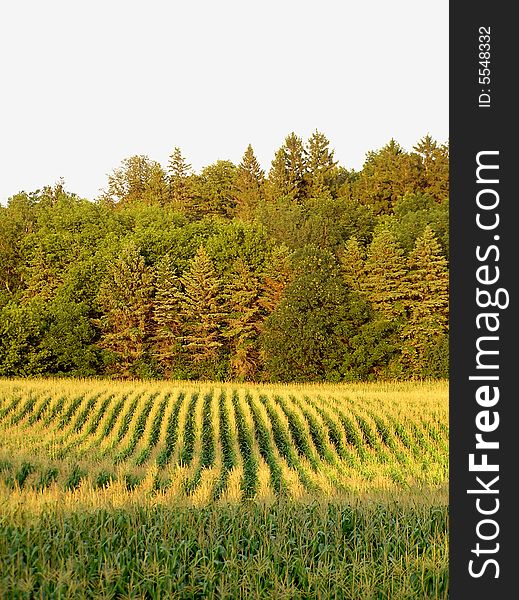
0, 133, 450, 382
362, 228, 409, 320
339, 236, 365, 292
235, 144, 264, 220
354, 140, 423, 215
267, 147, 290, 202
223, 258, 263, 380
258, 245, 293, 315
284, 132, 307, 198
96, 242, 154, 377
402, 226, 449, 375
406, 226, 449, 323
153, 254, 182, 377
305, 130, 338, 198
267, 132, 307, 202
413, 135, 449, 203
167, 147, 193, 211
177, 247, 225, 372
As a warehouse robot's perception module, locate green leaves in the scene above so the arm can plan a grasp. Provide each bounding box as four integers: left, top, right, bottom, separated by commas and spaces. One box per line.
261, 247, 369, 381
0, 133, 449, 382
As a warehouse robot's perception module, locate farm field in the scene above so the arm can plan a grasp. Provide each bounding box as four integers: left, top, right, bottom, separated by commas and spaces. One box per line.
0, 378, 448, 599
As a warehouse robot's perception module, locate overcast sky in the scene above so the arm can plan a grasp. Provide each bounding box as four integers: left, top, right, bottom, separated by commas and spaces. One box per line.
0, 0, 448, 203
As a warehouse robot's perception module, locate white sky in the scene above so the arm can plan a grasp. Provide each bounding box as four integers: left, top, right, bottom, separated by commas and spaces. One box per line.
0, 0, 448, 203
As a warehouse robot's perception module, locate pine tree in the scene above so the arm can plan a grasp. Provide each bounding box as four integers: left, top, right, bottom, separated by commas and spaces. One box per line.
402, 226, 449, 375
413, 135, 449, 203
284, 132, 307, 193
167, 147, 193, 211
235, 144, 265, 220
96, 242, 154, 377
258, 245, 293, 316
362, 228, 409, 320
177, 247, 225, 368
267, 147, 290, 202
153, 254, 182, 377
339, 236, 365, 292
306, 130, 338, 198
267, 132, 307, 202
223, 258, 263, 380
354, 140, 424, 215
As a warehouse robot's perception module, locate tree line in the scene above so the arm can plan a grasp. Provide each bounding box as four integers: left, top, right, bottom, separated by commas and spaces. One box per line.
0, 132, 449, 381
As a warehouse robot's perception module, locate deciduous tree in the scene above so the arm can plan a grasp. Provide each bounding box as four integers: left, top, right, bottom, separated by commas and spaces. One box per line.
100, 155, 168, 206
261, 246, 368, 381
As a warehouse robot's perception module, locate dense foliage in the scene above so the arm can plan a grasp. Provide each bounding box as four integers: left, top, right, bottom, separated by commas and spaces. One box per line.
0, 501, 448, 599
0, 133, 449, 381
0, 379, 448, 499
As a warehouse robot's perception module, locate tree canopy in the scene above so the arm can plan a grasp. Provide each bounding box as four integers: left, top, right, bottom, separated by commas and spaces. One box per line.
0, 132, 448, 381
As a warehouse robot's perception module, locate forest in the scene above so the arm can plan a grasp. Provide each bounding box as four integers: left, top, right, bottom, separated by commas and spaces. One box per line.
0, 132, 449, 382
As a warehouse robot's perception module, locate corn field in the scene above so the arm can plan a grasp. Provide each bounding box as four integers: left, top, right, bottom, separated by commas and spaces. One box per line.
0, 378, 448, 599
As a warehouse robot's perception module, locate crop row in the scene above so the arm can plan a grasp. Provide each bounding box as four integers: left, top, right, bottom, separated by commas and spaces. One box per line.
0, 383, 448, 501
